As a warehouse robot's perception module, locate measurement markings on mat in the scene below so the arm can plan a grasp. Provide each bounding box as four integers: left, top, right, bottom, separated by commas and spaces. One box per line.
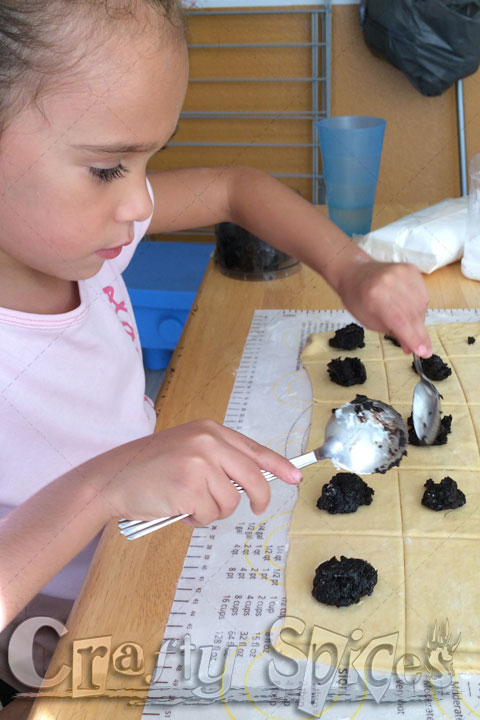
153, 308, 480, 709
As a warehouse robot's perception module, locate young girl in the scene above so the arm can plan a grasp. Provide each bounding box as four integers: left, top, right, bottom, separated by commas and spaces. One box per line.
0, 0, 431, 706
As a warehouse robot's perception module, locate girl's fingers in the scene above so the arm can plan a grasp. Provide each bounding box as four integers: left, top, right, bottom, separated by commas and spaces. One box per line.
391, 275, 431, 356
391, 317, 431, 356
107, 421, 298, 524
415, 342, 431, 358
182, 463, 266, 524
386, 304, 431, 358
185, 490, 221, 527
221, 458, 271, 516
217, 425, 303, 485
345, 260, 431, 358
205, 469, 243, 519
182, 456, 263, 525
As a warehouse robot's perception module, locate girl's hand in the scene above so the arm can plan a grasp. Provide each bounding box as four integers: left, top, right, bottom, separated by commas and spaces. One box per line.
337, 256, 431, 357
101, 420, 303, 527
0, 421, 302, 627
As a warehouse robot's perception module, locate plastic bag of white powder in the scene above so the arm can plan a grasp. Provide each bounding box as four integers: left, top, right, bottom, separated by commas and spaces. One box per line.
354, 197, 467, 274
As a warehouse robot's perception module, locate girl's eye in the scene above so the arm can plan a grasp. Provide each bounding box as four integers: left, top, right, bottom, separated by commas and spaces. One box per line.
89, 164, 129, 183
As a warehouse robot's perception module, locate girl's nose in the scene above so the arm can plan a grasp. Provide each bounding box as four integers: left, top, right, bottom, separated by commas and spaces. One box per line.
115, 175, 153, 224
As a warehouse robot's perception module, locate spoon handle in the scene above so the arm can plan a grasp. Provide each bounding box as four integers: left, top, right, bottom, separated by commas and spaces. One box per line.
412, 352, 442, 445
118, 449, 320, 541
412, 352, 425, 378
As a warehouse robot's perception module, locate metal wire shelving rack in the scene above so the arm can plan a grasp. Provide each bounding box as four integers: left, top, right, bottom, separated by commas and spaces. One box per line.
157, 4, 332, 239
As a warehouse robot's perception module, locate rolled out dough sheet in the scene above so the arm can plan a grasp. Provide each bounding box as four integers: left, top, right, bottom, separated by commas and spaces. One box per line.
283, 322, 480, 674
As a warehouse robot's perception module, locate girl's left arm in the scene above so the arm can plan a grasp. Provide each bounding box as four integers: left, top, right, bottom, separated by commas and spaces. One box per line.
147, 166, 431, 356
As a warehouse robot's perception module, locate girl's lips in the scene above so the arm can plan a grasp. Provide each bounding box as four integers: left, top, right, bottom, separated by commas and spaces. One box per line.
96, 246, 124, 260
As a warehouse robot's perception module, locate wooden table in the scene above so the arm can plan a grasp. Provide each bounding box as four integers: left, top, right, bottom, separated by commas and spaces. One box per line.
28, 258, 480, 719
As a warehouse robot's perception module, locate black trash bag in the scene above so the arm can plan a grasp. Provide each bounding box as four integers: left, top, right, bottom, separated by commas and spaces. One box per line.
360, 0, 480, 96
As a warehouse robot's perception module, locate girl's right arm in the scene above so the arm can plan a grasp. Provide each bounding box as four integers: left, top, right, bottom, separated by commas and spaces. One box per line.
0, 458, 111, 630
147, 166, 431, 357
0, 419, 301, 630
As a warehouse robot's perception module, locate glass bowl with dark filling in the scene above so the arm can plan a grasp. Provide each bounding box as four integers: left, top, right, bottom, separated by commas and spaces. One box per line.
214, 222, 301, 281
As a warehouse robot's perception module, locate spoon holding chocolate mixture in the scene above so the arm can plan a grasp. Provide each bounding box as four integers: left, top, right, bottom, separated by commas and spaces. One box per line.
119, 395, 407, 540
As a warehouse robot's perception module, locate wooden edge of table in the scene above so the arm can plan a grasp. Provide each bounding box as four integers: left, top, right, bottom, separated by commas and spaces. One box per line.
27, 258, 480, 719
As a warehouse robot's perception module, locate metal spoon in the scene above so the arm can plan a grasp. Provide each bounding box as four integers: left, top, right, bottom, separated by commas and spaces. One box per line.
118, 396, 407, 540
411, 353, 442, 445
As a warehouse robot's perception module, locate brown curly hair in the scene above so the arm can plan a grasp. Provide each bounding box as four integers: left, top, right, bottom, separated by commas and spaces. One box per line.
0, 0, 186, 130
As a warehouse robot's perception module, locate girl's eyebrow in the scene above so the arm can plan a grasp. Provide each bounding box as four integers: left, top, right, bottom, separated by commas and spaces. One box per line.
74, 141, 162, 154
73, 126, 179, 155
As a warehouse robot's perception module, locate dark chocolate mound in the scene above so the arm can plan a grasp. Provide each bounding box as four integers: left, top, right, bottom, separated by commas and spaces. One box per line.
468, 336, 476, 345
412, 354, 452, 381
352, 393, 377, 413
421, 476, 466, 511
352, 393, 376, 412
384, 334, 401, 347
407, 414, 452, 446
317, 473, 374, 514
327, 357, 367, 386
329, 323, 365, 350
312, 556, 378, 607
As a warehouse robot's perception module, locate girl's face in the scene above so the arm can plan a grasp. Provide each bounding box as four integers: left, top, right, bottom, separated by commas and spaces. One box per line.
0, 17, 189, 283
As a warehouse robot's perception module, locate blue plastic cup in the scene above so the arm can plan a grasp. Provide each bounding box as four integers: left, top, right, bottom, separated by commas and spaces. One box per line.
317, 116, 386, 236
